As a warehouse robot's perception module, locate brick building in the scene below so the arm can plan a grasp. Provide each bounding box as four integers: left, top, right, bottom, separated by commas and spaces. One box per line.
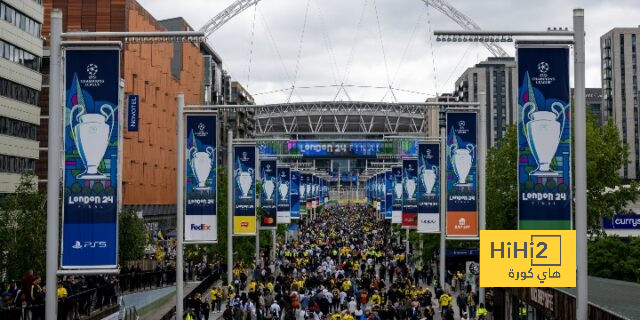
38, 0, 204, 216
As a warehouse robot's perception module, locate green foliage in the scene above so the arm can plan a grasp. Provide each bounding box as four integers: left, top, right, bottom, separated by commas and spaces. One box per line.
486, 125, 518, 230
0, 173, 46, 280
586, 117, 640, 235
119, 209, 147, 264
588, 236, 640, 282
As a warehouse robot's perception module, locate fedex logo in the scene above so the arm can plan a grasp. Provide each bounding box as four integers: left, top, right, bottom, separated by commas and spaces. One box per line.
191, 224, 211, 231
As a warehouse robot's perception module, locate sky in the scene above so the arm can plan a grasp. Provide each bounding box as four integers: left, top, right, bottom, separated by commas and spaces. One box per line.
139, 0, 640, 104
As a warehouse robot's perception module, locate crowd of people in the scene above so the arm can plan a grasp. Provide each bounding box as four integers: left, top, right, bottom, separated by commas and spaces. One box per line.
0, 270, 118, 319
185, 204, 489, 320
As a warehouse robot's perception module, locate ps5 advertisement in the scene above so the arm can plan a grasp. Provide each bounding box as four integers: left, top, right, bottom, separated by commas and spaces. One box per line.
61, 48, 120, 269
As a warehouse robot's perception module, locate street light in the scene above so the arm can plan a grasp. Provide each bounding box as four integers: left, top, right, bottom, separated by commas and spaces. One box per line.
434, 8, 586, 318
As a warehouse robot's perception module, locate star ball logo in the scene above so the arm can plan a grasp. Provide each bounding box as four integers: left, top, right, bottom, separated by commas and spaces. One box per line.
537, 61, 549, 74
87, 64, 98, 79
240, 151, 249, 162
195, 123, 209, 137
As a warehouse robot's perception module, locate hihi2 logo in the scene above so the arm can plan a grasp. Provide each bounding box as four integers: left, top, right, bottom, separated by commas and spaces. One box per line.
480, 230, 575, 287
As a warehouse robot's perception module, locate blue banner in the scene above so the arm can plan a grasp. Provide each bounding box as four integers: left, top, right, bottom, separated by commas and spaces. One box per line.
62, 48, 120, 269
402, 159, 418, 229
233, 145, 256, 236
602, 215, 640, 230
517, 46, 571, 230
185, 114, 218, 242
301, 173, 311, 214
418, 143, 440, 233
291, 171, 300, 219
446, 112, 478, 237
277, 167, 291, 224
378, 173, 385, 212
392, 166, 403, 223
127, 95, 138, 132
260, 160, 277, 228
385, 171, 393, 219
312, 176, 319, 208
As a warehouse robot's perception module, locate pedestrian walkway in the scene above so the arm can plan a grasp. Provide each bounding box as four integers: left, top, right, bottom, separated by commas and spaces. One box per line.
140, 281, 203, 320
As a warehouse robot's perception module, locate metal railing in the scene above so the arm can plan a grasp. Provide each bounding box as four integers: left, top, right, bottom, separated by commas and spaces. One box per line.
159, 270, 221, 320
0, 284, 118, 320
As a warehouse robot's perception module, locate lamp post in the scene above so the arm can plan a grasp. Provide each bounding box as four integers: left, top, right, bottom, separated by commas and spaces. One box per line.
435, 9, 586, 317
45, 9, 205, 318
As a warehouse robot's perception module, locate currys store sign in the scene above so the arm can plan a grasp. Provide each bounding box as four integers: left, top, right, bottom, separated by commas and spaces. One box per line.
602, 215, 640, 229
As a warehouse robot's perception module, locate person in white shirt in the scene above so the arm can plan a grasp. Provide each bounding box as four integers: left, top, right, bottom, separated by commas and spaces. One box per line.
348, 297, 357, 314
270, 301, 281, 319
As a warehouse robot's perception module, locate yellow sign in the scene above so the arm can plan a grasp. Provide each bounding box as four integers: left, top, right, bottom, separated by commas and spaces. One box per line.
233, 216, 256, 235
480, 230, 575, 287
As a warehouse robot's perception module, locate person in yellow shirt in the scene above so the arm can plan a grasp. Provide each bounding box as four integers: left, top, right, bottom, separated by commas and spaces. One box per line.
439, 292, 451, 312
249, 280, 257, 292
342, 279, 351, 292
370, 291, 382, 305
56, 282, 67, 299
343, 313, 354, 320
477, 303, 488, 319
267, 282, 274, 293
331, 313, 341, 320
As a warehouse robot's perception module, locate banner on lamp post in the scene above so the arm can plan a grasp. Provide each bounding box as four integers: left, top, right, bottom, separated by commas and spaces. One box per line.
418, 143, 441, 233
300, 173, 310, 214
184, 114, 218, 243
260, 159, 277, 228
402, 158, 418, 229
517, 46, 571, 230
291, 171, 300, 220
385, 171, 393, 219
391, 166, 403, 224
276, 166, 291, 224
233, 144, 256, 236
446, 111, 478, 238
61, 48, 120, 269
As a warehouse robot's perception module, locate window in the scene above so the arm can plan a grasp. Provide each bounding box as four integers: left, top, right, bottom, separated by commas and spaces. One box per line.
0, 116, 37, 140
1, 1, 42, 38
0, 77, 39, 105
0, 154, 35, 174
0, 40, 41, 71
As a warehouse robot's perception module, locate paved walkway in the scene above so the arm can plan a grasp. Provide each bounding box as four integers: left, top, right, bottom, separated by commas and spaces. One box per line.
140, 281, 201, 320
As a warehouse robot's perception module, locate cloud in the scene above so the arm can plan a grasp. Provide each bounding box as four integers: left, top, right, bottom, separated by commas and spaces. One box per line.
138, 0, 638, 104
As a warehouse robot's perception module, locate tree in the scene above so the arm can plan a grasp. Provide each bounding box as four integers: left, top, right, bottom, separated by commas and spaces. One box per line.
119, 209, 147, 264
588, 236, 640, 282
486, 125, 518, 230
0, 173, 46, 280
485, 115, 639, 234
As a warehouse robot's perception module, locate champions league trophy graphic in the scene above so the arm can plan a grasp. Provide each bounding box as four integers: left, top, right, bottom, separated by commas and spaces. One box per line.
421, 164, 437, 195
394, 180, 403, 200
189, 143, 215, 191
521, 75, 567, 177
69, 76, 115, 180
235, 159, 254, 199
279, 174, 289, 202
404, 168, 417, 200
300, 183, 306, 200
262, 166, 276, 201
450, 144, 474, 186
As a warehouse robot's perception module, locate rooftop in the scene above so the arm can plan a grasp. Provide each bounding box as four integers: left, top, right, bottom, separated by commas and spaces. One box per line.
555, 276, 640, 319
